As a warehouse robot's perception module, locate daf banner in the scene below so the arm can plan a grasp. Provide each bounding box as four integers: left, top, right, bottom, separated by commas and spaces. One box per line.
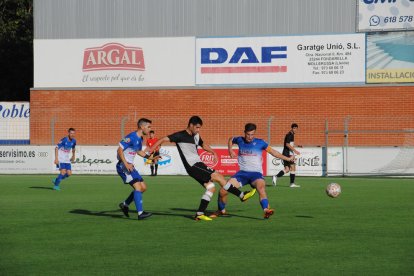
34, 37, 195, 88
196, 34, 365, 85
357, 0, 414, 32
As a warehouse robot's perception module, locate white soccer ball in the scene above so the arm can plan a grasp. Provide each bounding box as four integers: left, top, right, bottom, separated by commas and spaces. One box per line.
326, 183, 341, 198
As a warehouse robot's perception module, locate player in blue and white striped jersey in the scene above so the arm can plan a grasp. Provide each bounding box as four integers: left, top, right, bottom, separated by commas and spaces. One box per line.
211, 123, 294, 219
52, 128, 77, 191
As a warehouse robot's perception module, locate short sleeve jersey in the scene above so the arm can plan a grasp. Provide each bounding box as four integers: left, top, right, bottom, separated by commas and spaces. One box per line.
118, 131, 143, 164
57, 137, 77, 163
168, 130, 203, 168
232, 137, 268, 173
283, 131, 295, 156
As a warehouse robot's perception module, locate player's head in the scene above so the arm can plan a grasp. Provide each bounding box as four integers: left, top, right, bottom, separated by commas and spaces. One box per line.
244, 123, 256, 143
149, 130, 155, 138
137, 118, 152, 135
187, 116, 203, 135
291, 123, 298, 134
68, 128, 75, 140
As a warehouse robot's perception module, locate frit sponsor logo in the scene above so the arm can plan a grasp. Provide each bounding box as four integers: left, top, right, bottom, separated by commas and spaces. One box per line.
200, 46, 287, 74
82, 43, 145, 71
199, 151, 218, 168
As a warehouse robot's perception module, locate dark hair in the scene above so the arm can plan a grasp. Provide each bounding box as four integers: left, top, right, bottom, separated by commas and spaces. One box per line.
137, 118, 152, 128
291, 123, 298, 128
68, 128, 75, 132
149, 130, 155, 134
244, 123, 257, 132
188, 116, 203, 127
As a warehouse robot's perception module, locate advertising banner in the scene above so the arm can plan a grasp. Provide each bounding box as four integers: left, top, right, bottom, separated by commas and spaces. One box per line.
0, 146, 53, 173
34, 37, 195, 88
266, 147, 324, 176
198, 148, 267, 176
357, 0, 414, 32
366, 31, 414, 83
0, 102, 30, 144
196, 34, 365, 85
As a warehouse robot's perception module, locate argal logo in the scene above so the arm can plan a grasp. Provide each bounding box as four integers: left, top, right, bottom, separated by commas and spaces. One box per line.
199, 151, 219, 168
82, 43, 145, 71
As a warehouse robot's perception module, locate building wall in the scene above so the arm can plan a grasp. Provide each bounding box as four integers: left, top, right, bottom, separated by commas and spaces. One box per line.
30, 86, 414, 146
34, 0, 356, 39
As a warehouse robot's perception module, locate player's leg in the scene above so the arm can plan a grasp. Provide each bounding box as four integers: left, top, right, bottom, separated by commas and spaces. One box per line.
289, 163, 300, 188
211, 172, 255, 202
53, 166, 67, 190
210, 179, 239, 218
154, 159, 158, 176
150, 163, 154, 176
253, 178, 274, 219
131, 180, 152, 220
195, 182, 216, 221
272, 161, 290, 186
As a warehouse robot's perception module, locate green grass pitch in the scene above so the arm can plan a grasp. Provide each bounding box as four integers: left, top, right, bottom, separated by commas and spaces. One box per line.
0, 175, 413, 275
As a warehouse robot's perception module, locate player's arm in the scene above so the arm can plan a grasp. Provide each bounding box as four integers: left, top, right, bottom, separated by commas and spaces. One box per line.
266, 146, 294, 162
117, 146, 134, 172
228, 136, 237, 158
201, 143, 218, 163
54, 147, 59, 165
71, 148, 76, 163
137, 150, 161, 160
286, 142, 300, 155
149, 136, 170, 153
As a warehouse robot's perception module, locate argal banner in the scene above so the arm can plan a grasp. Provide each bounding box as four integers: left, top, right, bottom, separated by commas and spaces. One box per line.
196, 34, 365, 85
34, 37, 195, 88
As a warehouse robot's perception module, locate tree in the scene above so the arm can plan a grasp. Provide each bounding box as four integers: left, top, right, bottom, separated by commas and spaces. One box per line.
0, 0, 33, 101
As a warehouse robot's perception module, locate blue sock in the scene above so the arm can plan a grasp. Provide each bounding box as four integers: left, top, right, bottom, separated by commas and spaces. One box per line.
62, 173, 70, 180
54, 174, 64, 186
125, 192, 134, 206
133, 191, 143, 214
260, 199, 269, 210
218, 198, 226, 211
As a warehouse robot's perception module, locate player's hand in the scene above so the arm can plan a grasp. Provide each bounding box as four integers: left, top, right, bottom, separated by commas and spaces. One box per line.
54, 159, 59, 165
212, 153, 218, 164
125, 163, 134, 172
153, 156, 162, 161
229, 150, 237, 158
294, 150, 301, 155
288, 156, 295, 162
70, 157, 75, 163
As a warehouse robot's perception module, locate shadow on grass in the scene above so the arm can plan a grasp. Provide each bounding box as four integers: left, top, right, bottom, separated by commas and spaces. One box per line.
170, 208, 263, 221
29, 186, 54, 190
265, 184, 290, 188
69, 209, 194, 220
295, 215, 314, 219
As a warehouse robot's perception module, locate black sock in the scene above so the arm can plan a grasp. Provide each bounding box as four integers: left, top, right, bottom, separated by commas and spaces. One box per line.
150, 165, 154, 175
290, 173, 295, 184
197, 199, 210, 215
276, 170, 284, 177
224, 183, 242, 198
155, 164, 158, 174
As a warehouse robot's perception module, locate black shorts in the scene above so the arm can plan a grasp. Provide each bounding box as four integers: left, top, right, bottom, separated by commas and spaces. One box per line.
153, 151, 160, 157
282, 153, 295, 167
187, 162, 215, 186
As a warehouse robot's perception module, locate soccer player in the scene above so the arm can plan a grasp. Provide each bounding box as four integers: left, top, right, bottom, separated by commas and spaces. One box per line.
117, 118, 160, 220
149, 116, 256, 221
145, 130, 160, 176
272, 123, 301, 188
210, 123, 294, 219
52, 128, 76, 191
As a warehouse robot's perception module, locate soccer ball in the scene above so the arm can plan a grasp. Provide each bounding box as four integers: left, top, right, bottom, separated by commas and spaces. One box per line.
326, 183, 341, 198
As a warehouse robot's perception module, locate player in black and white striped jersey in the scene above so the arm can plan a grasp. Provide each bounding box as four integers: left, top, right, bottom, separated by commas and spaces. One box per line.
150, 116, 256, 221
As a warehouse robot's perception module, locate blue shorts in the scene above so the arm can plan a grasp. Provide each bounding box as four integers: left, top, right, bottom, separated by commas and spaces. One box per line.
116, 161, 143, 185
58, 163, 72, 171
231, 170, 264, 187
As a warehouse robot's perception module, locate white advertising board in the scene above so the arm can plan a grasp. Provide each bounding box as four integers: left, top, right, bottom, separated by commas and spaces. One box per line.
196, 34, 366, 85
0, 146, 53, 173
266, 147, 324, 176
0, 102, 30, 144
357, 0, 414, 32
34, 37, 195, 88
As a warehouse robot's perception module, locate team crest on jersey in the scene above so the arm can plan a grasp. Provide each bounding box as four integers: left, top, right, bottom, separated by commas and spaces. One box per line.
122, 138, 131, 143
